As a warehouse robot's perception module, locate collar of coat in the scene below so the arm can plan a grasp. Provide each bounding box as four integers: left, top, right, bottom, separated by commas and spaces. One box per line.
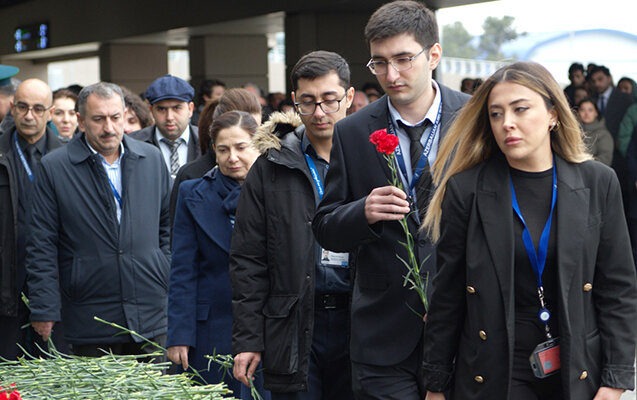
67, 133, 144, 165
251, 110, 310, 170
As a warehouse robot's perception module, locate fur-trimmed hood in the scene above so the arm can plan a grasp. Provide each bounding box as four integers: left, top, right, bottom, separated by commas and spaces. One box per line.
252, 110, 303, 154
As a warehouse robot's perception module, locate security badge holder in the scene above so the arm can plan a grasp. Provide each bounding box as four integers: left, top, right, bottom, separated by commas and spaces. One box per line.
529, 286, 561, 379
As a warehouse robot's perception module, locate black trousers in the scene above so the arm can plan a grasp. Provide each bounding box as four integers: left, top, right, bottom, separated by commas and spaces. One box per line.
272, 304, 352, 400
0, 298, 71, 360
71, 334, 167, 363
351, 338, 424, 400
510, 373, 562, 400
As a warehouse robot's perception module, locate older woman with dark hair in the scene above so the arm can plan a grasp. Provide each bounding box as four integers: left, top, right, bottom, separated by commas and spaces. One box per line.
167, 111, 269, 399
422, 62, 637, 400
169, 88, 262, 226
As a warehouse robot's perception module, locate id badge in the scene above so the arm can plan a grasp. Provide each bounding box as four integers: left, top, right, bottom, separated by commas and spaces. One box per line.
320, 248, 349, 267
529, 337, 560, 378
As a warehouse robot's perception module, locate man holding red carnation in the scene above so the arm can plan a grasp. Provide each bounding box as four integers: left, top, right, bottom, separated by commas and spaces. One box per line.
313, 1, 469, 399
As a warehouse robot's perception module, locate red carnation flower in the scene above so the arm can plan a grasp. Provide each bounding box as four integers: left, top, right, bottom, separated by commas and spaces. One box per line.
369, 128, 399, 155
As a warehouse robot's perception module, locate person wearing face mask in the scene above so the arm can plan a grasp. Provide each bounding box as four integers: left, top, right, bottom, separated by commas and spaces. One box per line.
166, 111, 268, 399
577, 98, 613, 166
51, 89, 79, 139
422, 62, 637, 400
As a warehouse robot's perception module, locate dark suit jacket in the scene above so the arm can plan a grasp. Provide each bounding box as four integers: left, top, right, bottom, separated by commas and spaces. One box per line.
128, 124, 200, 166
422, 154, 637, 399
596, 87, 634, 139
169, 152, 216, 229
313, 84, 469, 366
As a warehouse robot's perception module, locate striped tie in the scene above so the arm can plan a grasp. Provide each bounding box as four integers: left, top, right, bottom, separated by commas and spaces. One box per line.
161, 138, 181, 178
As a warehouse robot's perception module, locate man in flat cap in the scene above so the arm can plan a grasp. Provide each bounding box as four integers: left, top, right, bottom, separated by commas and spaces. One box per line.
129, 75, 200, 180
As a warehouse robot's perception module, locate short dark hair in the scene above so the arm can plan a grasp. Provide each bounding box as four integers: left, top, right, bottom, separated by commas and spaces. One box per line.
364, 0, 439, 48
210, 111, 258, 145
196, 79, 226, 106
120, 86, 154, 129
290, 50, 351, 92
568, 63, 584, 76
577, 97, 600, 119
590, 65, 611, 78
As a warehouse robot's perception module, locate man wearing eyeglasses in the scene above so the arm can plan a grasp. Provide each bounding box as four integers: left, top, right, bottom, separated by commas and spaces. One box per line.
313, 2, 469, 399
231, 50, 354, 399
0, 78, 68, 360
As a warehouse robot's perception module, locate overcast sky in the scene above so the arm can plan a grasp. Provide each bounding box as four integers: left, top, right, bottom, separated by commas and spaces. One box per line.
437, 0, 637, 36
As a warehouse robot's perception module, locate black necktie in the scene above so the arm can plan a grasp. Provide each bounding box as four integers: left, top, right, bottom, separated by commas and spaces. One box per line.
25, 145, 38, 172
399, 121, 426, 171
398, 121, 431, 221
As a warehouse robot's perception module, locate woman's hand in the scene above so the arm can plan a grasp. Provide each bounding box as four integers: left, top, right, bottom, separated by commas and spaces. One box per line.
593, 386, 624, 400
425, 391, 445, 400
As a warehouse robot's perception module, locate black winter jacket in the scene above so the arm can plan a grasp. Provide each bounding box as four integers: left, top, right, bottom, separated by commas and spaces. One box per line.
230, 112, 336, 392
0, 124, 65, 317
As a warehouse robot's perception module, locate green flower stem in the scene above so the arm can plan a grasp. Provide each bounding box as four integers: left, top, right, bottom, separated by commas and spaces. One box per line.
383, 153, 429, 315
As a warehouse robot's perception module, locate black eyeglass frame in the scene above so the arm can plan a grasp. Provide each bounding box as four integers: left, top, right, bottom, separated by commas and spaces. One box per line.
13, 102, 53, 117
294, 92, 348, 116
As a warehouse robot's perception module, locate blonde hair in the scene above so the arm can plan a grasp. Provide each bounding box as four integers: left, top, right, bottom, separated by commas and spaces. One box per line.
423, 61, 591, 241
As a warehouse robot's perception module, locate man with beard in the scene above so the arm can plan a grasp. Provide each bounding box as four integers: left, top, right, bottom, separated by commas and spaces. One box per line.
129, 75, 199, 180
27, 82, 171, 357
0, 78, 68, 359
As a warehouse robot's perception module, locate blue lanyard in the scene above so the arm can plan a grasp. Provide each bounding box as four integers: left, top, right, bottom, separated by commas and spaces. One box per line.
108, 177, 122, 208
387, 100, 442, 197
510, 159, 557, 333
304, 153, 324, 200
13, 132, 45, 182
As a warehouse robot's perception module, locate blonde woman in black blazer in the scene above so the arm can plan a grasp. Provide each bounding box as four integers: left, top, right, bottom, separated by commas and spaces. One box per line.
422, 62, 637, 400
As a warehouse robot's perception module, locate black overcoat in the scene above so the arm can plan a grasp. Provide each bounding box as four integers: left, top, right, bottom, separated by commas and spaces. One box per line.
422, 154, 637, 399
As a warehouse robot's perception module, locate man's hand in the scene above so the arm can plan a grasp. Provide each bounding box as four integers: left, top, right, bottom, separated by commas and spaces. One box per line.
593, 386, 624, 400
425, 391, 445, 400
233, 352, 262, 387
167, 345, 190, 370
31, 321, 55, 342
365, 186, 410, 224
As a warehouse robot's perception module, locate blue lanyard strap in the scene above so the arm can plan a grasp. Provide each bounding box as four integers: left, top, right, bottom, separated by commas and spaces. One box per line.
387, 100, 442, 196
510, 162, 557, 289
304, 152, 324, 200
108, 177, 122, 208
13, 132, 45, 182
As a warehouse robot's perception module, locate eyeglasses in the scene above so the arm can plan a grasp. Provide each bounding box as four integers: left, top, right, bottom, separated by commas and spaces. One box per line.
294, 93, 347, 116
366, 48, 427, 76
14, 102, 52, 117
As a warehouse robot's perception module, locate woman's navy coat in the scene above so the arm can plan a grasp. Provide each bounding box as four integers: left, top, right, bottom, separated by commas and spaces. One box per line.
167, 168, 268, 398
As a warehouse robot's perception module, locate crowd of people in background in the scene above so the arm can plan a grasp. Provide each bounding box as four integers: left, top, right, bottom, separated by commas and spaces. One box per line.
0, 1, 636, 400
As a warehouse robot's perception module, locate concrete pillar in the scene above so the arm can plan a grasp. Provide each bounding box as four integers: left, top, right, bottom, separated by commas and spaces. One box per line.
0, 59, 48, 83
285, 11, 372, 91
99, 43, 168, 93
189, 34, 269, 93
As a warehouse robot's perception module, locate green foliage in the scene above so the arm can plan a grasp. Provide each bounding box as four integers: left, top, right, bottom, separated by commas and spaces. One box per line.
441, 16, 523, 61
442, 22, 478, 59
479, 16, 522, 60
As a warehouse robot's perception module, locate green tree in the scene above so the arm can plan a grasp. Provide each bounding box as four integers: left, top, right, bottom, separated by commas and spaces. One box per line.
479, 16, 521, 60
442, 21, 478, 59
